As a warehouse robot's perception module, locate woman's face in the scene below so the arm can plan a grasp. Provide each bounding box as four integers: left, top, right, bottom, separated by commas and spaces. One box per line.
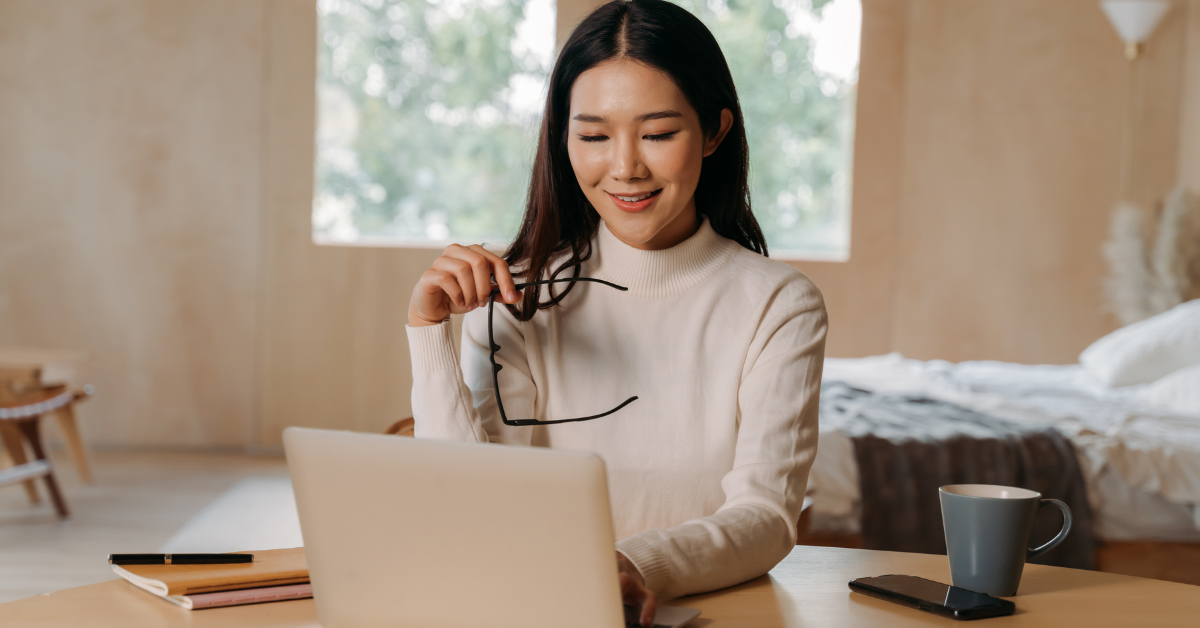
567, 59, 731, 250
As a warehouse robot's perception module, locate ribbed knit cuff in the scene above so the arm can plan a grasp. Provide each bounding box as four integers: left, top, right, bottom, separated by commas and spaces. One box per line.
616, 535, 671, 596
405, 320, 459, 372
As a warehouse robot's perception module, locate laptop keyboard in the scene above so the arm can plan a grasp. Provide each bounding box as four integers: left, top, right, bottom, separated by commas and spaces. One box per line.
625, 623, 671, 628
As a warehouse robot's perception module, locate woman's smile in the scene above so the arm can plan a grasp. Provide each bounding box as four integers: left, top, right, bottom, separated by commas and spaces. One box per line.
606, 189, 663, 212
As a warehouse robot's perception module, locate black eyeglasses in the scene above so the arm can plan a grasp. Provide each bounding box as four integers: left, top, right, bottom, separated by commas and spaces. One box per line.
487, 277, 639, 426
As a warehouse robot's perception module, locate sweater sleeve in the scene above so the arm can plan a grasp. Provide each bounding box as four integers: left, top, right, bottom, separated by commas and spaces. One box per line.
406, 306, 534, 445
615, 278, 827, 599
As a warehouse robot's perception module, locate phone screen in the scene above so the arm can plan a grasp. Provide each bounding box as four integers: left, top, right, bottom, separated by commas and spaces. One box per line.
863, 575, 999, 609
850, 575, 1015, 618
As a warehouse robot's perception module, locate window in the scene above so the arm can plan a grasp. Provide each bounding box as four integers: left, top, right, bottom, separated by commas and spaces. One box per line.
314, 0, 555, 245
314, 0, 860, 259
684, 0, 860, 259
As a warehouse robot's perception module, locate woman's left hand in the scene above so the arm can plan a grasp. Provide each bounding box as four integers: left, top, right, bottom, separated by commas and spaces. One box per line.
617, 552, 658, 627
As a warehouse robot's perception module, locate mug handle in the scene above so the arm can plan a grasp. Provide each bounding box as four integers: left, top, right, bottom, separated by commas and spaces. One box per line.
1027, 498, 1072, 560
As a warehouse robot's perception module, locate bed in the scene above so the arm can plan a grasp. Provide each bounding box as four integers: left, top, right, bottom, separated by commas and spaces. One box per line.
803, 350, 1200, 583
808, 353, 1200, 541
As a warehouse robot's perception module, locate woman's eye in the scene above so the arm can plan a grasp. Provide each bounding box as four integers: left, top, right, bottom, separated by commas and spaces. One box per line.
644, 131, 678, 142
578, 135, 608, 143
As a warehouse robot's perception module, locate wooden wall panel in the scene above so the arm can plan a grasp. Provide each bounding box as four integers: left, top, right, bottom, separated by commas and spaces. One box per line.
1180, 1, 1200, 190
0, 1, 266, 446
887, 0, 1184, 363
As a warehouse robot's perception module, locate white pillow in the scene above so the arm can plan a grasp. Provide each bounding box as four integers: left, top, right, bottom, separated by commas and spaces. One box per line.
1138, 362, 1200, 417
1079, 299, 1200, 386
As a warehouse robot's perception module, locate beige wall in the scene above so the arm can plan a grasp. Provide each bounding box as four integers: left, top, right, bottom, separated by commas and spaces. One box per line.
1, 0, 1197, 448
0, 1, 266, 447
885, 0, 1183, 362
1181, 0, 1200, 191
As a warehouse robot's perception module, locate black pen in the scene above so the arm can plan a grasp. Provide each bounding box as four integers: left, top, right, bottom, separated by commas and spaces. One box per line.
108, 553, 254, 565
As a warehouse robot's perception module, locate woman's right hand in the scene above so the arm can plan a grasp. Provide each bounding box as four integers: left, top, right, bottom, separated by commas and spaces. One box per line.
408, 244, 523, 327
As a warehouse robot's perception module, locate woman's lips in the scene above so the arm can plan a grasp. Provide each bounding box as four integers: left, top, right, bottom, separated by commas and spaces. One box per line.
606, 189, 662, 213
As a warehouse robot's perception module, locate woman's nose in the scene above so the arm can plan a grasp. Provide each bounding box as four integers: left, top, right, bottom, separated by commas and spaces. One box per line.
609, 136, 648, 181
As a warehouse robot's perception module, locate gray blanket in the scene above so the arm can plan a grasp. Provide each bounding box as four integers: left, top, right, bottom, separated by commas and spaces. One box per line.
821, 382, 1096, 570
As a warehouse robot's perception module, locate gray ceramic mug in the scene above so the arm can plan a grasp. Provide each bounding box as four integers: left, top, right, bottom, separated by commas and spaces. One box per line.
939, 484, 1072, 597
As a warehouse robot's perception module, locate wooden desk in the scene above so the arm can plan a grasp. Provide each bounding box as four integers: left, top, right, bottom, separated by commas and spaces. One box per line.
2, 546, 1197, 627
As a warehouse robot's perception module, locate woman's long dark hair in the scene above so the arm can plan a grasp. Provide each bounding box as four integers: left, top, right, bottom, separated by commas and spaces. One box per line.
505, 0, 765, 320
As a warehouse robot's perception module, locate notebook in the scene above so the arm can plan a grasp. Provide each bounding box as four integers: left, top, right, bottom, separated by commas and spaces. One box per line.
155, 583, 313, 610
112, 547, 309, 600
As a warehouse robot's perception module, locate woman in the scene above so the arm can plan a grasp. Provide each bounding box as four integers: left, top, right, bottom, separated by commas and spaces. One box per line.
406, 0, 826, 624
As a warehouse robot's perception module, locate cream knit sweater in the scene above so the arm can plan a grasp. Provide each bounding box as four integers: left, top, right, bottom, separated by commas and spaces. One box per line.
406, 218, 827, 599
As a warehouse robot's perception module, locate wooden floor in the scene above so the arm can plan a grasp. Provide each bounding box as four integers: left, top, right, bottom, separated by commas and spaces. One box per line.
0, 450, 288, 604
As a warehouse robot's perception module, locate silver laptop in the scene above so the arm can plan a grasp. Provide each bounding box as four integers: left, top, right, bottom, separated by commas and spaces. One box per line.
284, 427, 700, 628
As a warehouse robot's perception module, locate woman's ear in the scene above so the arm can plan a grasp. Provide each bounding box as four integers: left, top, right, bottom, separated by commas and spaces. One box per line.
702, 108, 735, 157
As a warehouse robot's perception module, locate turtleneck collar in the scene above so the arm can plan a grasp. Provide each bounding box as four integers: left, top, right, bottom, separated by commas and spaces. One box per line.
589, 216, 738, 298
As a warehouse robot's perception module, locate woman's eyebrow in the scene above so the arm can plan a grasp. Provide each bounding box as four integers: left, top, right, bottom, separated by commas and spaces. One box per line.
636, 110, 683, 122
571, 110, 684, 123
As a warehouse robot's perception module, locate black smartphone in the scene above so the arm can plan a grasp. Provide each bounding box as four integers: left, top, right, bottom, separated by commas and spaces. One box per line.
848, 575, 1016, 620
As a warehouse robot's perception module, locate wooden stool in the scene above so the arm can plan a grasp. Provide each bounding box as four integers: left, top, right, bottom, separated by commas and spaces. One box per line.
0, 348, 94, 483
0, 368, 80, 518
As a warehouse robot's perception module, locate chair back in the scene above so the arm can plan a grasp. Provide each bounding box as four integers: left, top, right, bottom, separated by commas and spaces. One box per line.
384, 417, 415, 437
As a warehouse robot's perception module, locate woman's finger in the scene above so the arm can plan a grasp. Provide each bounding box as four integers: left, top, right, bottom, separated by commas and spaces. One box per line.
617, 572, 656, 628
441, 245, 495, 308
619, 572, 634, 597
462, 247, 497, 308
467, 245, 521, 304
638, 588, 658, 627
432, 256, 478, 309
431, 270, 466, 312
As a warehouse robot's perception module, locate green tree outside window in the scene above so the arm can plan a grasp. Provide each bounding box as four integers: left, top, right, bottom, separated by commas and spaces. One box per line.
314, 0, 859, 258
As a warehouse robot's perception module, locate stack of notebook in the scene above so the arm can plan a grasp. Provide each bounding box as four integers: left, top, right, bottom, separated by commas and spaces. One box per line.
111, 548, 311, 610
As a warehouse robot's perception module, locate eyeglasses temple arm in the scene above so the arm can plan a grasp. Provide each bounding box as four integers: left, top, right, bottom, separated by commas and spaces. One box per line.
487, 295, 511, 425
488, 277, 629, 297
503, 396, 639, 427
